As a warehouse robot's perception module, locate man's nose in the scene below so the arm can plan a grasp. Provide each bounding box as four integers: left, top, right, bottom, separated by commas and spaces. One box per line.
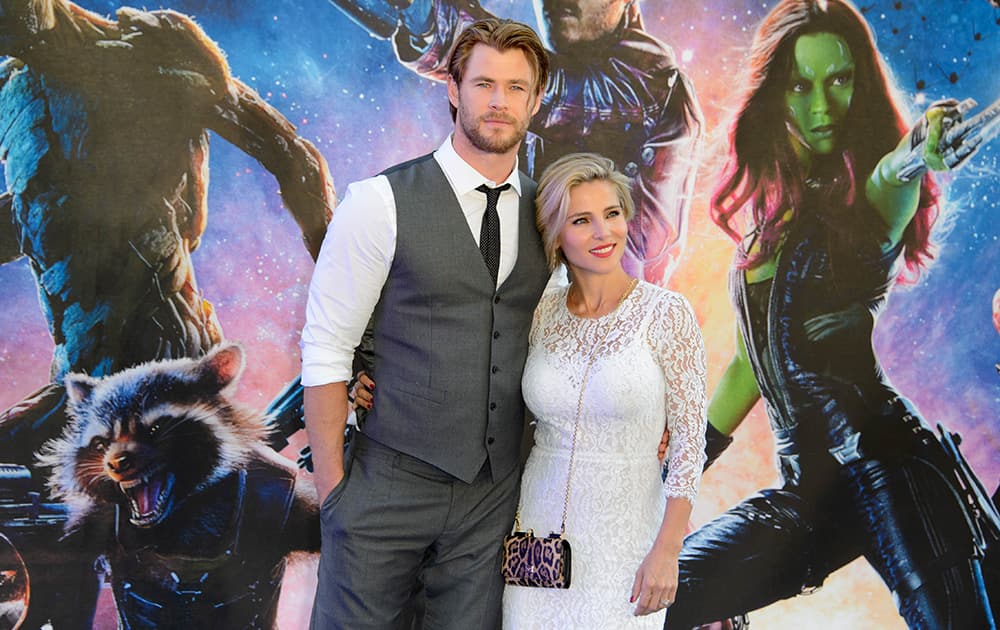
489, 87, 508, 109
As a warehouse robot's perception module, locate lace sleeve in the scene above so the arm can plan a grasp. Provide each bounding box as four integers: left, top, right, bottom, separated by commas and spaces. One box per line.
530, 287, 565, 347
529, 298, 543, 348
649, 291, 708, 502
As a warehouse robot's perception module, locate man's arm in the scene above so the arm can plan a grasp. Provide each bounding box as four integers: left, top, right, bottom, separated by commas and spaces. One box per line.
630, 69, 703, 286
328, 0, 490, 82
388, 0, 492, 80
304, 382, 350, 503
300, 177, 395, 495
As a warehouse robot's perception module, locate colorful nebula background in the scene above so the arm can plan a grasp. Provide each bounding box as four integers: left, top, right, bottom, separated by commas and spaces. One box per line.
0, 0, 997, 627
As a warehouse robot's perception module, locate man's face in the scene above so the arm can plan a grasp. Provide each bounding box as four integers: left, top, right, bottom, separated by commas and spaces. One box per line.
784, 32, 855, 159
534, 0, 629, 51
448, 44, 541, 157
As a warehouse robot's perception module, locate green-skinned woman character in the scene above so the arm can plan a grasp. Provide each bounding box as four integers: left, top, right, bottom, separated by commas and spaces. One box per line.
662, 0, 997, 628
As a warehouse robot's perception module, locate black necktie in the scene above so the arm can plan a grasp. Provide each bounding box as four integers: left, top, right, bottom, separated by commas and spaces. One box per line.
476, 183, 510, 286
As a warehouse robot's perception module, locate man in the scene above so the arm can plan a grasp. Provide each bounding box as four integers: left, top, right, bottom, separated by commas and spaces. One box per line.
301, 18, 550, 628
330, 0, 702, 286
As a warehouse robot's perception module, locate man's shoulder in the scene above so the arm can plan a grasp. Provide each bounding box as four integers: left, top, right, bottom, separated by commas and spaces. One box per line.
519, 170, 538, 197
379, 152, 438, 178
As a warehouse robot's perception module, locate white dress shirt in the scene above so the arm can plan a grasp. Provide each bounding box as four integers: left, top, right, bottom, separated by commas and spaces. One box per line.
300, 136, 523, 387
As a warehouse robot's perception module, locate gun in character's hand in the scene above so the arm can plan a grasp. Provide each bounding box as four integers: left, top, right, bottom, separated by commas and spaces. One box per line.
265, 378, 321, 471
898, 96, 1000, 182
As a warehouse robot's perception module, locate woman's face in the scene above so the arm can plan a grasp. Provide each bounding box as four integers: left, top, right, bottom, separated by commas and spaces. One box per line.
784, 32, 855, 159
557, 179, 628, 278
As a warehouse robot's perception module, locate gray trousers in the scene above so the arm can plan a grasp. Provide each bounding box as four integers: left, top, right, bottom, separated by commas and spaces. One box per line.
310, 431, 520, 630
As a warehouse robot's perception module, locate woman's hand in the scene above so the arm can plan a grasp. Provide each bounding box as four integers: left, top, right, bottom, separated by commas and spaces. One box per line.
895, 97, 987, 182
350, 372, 375, 411
630, 542, 680, 616
657, 428, 670, 463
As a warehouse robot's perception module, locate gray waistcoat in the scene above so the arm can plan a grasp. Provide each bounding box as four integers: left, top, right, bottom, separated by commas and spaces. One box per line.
364, 153, 548, 483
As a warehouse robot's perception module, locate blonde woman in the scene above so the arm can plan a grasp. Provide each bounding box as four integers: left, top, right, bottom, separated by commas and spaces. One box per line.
502, 153, 707, 627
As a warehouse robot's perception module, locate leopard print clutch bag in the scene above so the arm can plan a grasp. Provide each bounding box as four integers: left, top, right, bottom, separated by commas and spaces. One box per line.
501, 530, 572, 589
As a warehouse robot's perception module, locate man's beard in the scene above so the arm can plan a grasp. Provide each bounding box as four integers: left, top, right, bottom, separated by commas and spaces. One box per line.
458, 103, 529, 154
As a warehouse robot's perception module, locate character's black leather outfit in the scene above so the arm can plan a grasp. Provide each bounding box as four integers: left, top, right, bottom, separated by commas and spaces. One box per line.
109, 460, 300, 630
664, 193, 995, 629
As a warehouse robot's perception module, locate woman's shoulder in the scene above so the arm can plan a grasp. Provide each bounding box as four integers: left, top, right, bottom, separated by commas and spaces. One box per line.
535, 285, 569, 317
638, 281, 695, 315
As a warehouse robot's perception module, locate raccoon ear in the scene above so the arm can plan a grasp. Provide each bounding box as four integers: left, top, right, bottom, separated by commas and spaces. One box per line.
64, 374, 96, 405
199, 342, 245, 390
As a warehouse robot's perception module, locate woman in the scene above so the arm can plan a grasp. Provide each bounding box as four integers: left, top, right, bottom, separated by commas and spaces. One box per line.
663, 1, 995, 628
502, 152, 708, 628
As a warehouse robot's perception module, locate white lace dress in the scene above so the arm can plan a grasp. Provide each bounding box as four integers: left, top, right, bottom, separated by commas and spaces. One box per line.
502, 282, 707, 629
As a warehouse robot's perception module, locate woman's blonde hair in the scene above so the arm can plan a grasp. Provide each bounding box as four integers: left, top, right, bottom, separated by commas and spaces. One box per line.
535, 153, 634, 271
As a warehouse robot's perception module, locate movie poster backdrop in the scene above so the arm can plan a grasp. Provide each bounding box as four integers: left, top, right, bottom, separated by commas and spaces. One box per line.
0, 0, 996, 628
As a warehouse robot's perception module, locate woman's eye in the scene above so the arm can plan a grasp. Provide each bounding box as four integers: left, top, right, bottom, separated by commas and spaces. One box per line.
90, 437, 108, 452
789, 80, 808, 94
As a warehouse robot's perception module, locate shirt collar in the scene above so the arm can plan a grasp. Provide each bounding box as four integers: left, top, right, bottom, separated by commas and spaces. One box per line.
434, 134, 523, 197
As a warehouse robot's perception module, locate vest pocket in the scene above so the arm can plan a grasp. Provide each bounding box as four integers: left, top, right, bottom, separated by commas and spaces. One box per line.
394, 380, 446, 404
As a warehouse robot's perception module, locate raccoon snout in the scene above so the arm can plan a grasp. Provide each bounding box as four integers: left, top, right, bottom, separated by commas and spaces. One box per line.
107, 452, 134, 474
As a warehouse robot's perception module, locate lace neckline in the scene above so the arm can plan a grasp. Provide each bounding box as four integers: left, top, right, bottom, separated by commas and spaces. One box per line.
562, 280, 641, 322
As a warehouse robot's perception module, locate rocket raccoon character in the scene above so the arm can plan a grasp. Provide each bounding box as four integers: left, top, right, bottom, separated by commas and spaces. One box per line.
37, 342, 320, 629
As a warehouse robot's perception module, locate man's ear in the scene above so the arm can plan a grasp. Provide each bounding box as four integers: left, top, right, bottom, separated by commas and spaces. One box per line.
448, 75, 461, 111
530, 89, 542, 116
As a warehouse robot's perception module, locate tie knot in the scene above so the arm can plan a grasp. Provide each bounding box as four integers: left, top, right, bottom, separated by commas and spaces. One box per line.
476, 183, 511, 202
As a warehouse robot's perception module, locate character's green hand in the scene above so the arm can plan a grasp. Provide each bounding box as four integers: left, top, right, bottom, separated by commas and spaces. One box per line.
895, 97, 988, 182
922, 106, 948, 172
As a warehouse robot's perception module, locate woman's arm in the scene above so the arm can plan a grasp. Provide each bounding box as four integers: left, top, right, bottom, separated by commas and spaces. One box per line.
631, 496, 692, 616
634, 293, 707, 615
707, 325, 760, 438
866, 103, 958, 247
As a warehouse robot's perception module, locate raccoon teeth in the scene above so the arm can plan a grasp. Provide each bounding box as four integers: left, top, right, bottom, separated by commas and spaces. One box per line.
125, 472, 176, 528
118, 464, 166, 491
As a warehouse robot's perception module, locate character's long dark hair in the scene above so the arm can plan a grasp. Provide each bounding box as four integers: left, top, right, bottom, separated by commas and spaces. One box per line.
711, 0, 940, 282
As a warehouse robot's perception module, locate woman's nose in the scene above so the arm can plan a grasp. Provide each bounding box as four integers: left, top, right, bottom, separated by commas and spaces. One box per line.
810, 88, 830, 114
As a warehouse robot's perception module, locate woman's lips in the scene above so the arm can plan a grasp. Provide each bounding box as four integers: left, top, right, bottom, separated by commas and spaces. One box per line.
810, 124, 835, 138
589, 243, 616, 258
